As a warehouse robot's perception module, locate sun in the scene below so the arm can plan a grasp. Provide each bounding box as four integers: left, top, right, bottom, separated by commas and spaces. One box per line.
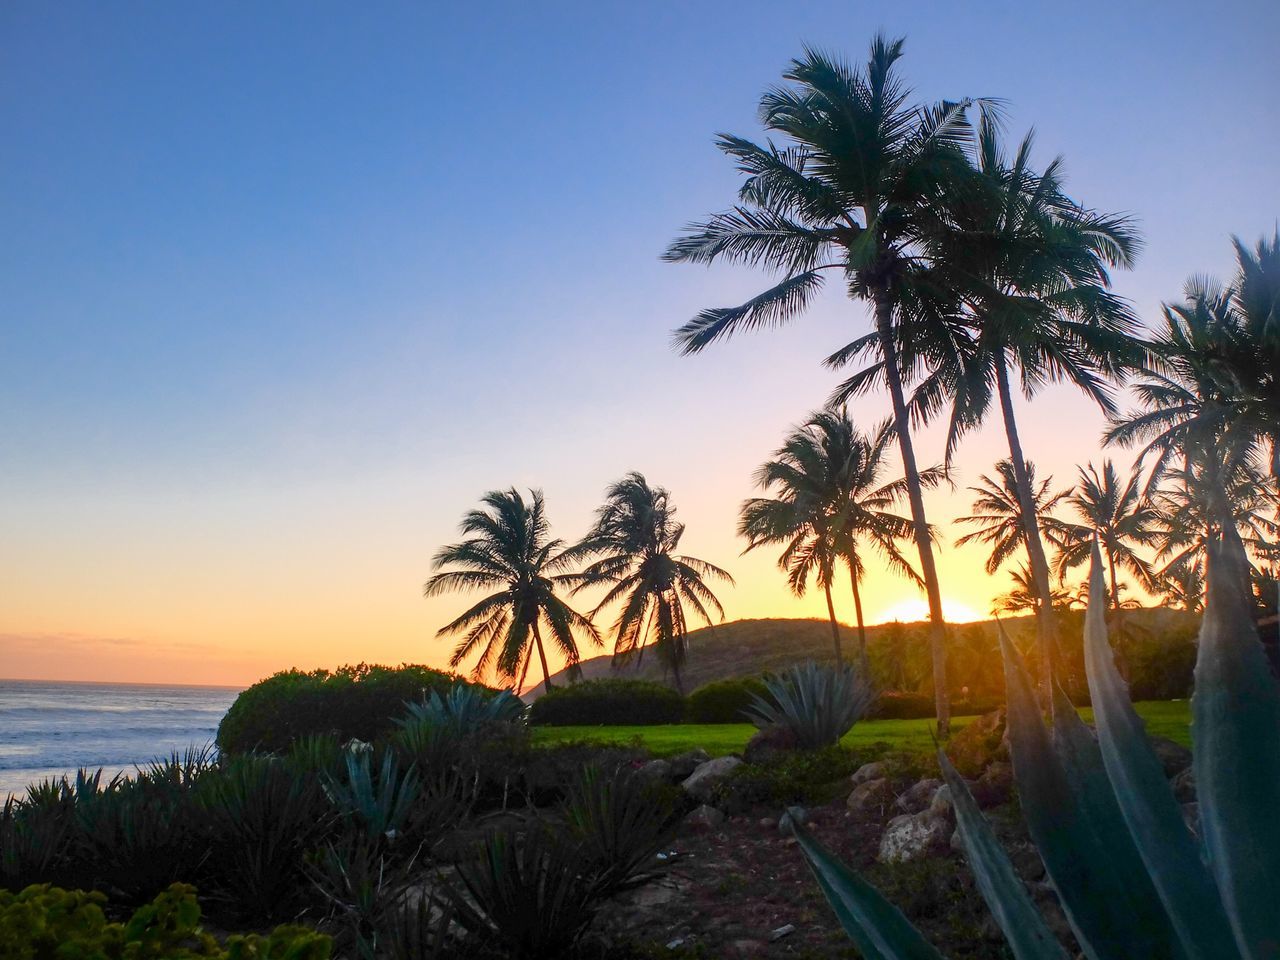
875, 598, 986, 624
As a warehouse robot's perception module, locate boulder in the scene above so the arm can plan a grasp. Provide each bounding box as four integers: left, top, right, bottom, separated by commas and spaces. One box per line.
896, 777, 943, 813
847, 777, 894, 816
1171, 766, 1197, 803
849, 761, 887, 786
878, 811, 952, 862
668, 748, 711, 780
1150, 737, 1193, 777
681, 756, 743, 802
971, 760, 1014, 808
635, 758, 673, 783
743, 724, 800, 764
947, 708, 1008, 777
684, 803, 727, 830
928, 784, 954, 817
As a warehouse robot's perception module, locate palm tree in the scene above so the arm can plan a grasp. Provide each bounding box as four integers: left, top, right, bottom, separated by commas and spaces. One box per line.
1054, 461, 1159, 613
424, 488, 601, 694
925, 120, 1141, 684
569, 473, 732, 693
665, 37, 981, 733
992, 564, 1075, 616
955, 458, 1072, 575
739, 409, 931, 667
1160, 558, 1205, 614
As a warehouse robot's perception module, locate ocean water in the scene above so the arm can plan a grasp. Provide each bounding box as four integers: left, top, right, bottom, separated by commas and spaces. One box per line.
0, 679, 241, 800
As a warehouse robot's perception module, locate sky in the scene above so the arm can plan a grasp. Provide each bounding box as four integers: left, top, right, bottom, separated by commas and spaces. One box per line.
2, 1, 1277, 686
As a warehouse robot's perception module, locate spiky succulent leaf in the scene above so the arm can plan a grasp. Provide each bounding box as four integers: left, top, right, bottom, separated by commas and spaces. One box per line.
999, 628, 1178, 959
784, 810, 945, 960
1193, 533, 1280, 957
1080, 543, 1239, 958
743, 661, 874, 748
937, 751, 1069, 960
1047, 684, 1185, 959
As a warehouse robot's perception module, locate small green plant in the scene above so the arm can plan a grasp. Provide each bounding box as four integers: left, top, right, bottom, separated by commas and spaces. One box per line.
0, 882, 329, 959
323, 750, 420, 842
528, 679, 685, 726
745, 661, 875, 749
399, 684, 525, 736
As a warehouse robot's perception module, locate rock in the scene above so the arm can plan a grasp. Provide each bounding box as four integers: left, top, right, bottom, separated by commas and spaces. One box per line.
847, 777, 894, 816
971, 760, 1014, 808
681, 756, 743, 802
896, 777, 943, 813
743, 724, 800, 764
728, 940, 765, 957
946, 708, 1008, 776
850, 761, 886, 786
636, 758, 673, 783
1171, 766, 1196, 802
949, 826, 966, 853
757, 816, 775, 830
668, 748, 711, 780
1150, 736, 1193, 777
780, 806, 807, 834
878, 811, 952, 862
684, 803, 727, 830
769, 923, 796, 941
928, 784, 954, 817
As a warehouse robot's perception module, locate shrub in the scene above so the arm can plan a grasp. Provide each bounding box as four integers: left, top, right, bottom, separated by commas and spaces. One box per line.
710, 746, 861, 812
0, 883, 329, 959
528, 679, 685, 726
744, 662, 875, 748
685, 676, 768, 723
865, 691, 935, 720
217, 663, 472, 755
399, 684, 525, 737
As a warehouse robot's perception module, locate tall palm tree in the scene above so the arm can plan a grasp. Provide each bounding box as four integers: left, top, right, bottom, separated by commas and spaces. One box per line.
424, 488, 601, 694
665, 37, 981, 732
1054, 461, 1159, 613
955, 458, 1072, 575
569, 473, 732, 693
924, 120, 1141, 684
739, 409, 931, 667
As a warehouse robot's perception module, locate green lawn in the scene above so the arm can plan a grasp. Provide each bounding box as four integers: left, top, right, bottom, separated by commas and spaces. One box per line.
530, 700, 1191, 756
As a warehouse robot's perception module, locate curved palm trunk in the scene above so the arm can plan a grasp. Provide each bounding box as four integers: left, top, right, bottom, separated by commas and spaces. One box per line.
530, 619, 554, 694
874, 295, 950, 736
848, 558, 869, 671
515, 647, 532, 697
994, 352, 1060, 698
821, 577, 844, 667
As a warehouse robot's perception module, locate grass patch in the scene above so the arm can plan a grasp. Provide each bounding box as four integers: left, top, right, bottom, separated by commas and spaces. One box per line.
530, 700, 1191, 755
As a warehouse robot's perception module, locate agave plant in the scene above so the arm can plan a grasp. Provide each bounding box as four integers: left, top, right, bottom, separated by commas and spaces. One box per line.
745, 661, 875, 749
323, 750, 421, 843
786, 530, 1280, 959
398, 684, 525, 737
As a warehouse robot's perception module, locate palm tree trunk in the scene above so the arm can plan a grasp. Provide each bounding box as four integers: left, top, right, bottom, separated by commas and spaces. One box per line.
515, 647, 532, 697
994, 352, 1059, 697
874, 293, 950, 736
848, 557, 869, 671
822, 577, 844, 666
530, 619, 554, 695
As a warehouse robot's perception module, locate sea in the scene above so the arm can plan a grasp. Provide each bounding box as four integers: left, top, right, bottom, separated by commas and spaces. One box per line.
0, 679, 242, 800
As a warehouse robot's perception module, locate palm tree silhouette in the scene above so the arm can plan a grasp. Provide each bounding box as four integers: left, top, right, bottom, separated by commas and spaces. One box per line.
740, 409, 932, 667
1054, 461, 1158, 613
956, 459, 1072, 576
424, 488, 600, 694
569, 473, 732, 693
665, 37, 982, 732
927, 119, 1141, 682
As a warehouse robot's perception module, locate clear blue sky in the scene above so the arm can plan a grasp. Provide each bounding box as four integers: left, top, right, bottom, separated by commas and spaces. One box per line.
2, 1, 1277, 683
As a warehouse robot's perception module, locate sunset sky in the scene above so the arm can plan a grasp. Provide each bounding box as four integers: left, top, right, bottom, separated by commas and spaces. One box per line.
2, 1, 1277, 686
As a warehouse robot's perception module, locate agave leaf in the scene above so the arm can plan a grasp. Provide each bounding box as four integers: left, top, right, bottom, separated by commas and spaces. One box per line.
1193, 532, 1280, 957
785, 810, 945, 960
1080, 543, 1239, 959
1048, 684, 1186, 960
998, 627, 1179, 959
937, 751, 1069, 960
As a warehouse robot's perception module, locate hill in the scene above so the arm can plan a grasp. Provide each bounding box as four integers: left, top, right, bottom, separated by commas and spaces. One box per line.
522, 608, 1198, 699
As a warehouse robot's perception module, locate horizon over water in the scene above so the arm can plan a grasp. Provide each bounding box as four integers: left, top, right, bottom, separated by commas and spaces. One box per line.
0, 678, 241, 799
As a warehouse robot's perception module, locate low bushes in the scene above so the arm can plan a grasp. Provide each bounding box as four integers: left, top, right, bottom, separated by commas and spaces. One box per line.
685, 676, 768, 723
216, 663, 478, 754
0, 883, 329, 959
528, 679, 685, 726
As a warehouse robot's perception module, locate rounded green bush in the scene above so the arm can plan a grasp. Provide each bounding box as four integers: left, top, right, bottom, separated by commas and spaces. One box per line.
685, 675, 769, 723
528, 679, 685, 726
865, 691, 936, 720
217, 663, 476, 754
